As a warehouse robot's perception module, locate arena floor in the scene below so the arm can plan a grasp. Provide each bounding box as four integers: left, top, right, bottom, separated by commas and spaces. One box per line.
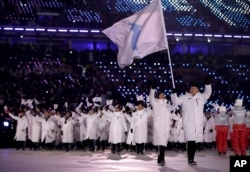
0, 148, 247, 172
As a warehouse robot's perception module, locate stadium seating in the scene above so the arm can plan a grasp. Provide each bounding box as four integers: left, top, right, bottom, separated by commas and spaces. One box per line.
0, 0, 249, 33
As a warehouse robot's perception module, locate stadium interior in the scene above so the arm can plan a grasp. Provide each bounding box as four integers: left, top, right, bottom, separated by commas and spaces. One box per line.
0, 0, 250, 147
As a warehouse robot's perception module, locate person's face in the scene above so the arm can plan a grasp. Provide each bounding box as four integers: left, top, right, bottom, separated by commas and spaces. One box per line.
137, 104, 144, 111
89, 109, 95, 115
189, 86, 199, 96
158, 93, 165, 99
44, 111, 50, 118
19, 112, 24, 117
65, 112, 71, 118
115, 107, 121, 112
205, 113, 211, 119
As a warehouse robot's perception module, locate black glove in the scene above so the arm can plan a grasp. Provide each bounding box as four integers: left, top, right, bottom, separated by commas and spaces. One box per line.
130, 129, 133, 133
171, 88, 177, 94
151, 82, 157, 89
205, 76, 212, 85
209, 129, 213, 133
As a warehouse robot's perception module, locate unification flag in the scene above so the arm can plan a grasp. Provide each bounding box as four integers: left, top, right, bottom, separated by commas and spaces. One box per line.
102, 0, 168, 68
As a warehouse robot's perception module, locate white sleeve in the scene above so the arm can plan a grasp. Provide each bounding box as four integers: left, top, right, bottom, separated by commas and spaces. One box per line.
170, 93, 183, 106
202, 84, 212, 101
149, 88, 156, 108
8, 113, 19, 120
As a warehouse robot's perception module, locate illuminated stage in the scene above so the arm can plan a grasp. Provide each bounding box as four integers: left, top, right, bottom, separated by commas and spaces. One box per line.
1, 148, 247, 172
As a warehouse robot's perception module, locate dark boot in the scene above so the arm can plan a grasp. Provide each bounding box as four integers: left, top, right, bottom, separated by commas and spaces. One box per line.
111, 144, 116, 154
117, 143, 121, 155
188, 141, 197, 165
157, 146, 165, 165
101, 140, 106, 151
140, 144, 144, 154
136, 144, 140, 154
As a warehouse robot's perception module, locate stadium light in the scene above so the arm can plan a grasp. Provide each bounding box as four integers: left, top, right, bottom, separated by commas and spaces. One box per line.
69, 29, 78, 33
58, 29, 68, 32
3, 121, 9, 127
25, 28, 35, 31
3, 27, 13, 30
90, 30, 100, 33
47, 29, 57, 32
36, 28, 46, 31
14, 28, 24, 31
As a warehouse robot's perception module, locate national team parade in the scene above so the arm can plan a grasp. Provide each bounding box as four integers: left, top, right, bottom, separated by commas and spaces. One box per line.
3, 78, 250, 166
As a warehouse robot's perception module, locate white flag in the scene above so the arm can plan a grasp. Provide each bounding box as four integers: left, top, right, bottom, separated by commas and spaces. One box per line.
106, 99, 113, 106
86, 97, 93, 107
92, 97, 102, 103
26, 99, 34, 109
21, 98, 27, 105
53, 104, 58, 110
126, 102, 135, 110
102, 0, 168, 68
136, 95, 144, 101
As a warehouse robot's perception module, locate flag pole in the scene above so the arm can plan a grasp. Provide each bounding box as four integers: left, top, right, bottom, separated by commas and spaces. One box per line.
166, 46, 175, 89
159, 0, 175, 88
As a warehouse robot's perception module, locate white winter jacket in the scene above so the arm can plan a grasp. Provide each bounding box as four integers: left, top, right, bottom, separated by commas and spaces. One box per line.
171, 84, 212, 142
150, 88, 171, 146
9, 113, 28, 141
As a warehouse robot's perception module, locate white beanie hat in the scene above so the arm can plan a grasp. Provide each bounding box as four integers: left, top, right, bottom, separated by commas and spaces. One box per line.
234, 99, 243, 107
219, 106, 227, 112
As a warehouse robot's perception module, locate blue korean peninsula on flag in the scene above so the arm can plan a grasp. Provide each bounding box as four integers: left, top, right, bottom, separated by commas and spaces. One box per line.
102, 0, 168, 68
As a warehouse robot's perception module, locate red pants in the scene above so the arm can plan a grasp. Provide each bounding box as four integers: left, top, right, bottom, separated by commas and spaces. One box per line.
215, 125, 228, 154
232, 124, 247, 156
230, 131, 234, 151
246, 128, 250, 149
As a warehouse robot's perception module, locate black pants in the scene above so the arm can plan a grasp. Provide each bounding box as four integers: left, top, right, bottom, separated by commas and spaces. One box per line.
27, 139, 33, 149
81, 140, 88, 150
63, 143, 71, 151
136, 143, 145, 154
157, 146, 165, 163
87, 139, 95, 151
187, 141, 196, 162
16, 141, 25, 150
196, 142, 203, 151
32, 142, 39, 150
180, 142, 186, 152
97, 140, 107, 151
112, 143, 121, 154
42, 140, 54, 150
